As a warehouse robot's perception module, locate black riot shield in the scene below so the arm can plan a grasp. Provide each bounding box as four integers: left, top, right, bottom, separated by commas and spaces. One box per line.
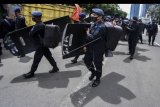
62, 23, 91, 59
6, 16, 71, 55
62, 22, 123, 59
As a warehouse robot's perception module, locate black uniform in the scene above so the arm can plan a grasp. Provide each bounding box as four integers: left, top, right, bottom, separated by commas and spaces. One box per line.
15, 15, 27, 57
127, 21, 139, 57
15, 15, 26, 30
0, 17, 15, 56
138, 22, 145, 43
148, 22, 158, 45
84, 20, 106, 81
29, 22, 58, 73
146, 22, 151, 36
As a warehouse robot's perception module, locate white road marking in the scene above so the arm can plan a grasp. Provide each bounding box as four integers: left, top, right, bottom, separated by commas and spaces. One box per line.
155, 42, 160, 47
59, 58, 108, 107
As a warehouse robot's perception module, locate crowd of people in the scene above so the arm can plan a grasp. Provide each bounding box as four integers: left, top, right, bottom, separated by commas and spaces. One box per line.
0, 7, 159, 87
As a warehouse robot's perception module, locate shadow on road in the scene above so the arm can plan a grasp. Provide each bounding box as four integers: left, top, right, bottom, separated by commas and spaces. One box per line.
65, 60, 84, 68
123, 53, 151, 63
136, 47, 149, 52
1, 49, 14, 59
0, 63, 3, 67
19, 56, 32, 63
0, 75, 3, 81
113, 51, 127, 56
10, 70, 82, 89
70, 72, 136, 106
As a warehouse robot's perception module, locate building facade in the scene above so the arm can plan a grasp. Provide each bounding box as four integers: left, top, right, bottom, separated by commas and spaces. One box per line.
130, 4, 140, 19
139, 4, 150, 18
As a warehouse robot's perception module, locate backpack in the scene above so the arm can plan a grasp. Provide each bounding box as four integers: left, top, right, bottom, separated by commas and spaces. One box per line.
104, 22, 124, 51
43, 24, 61, 48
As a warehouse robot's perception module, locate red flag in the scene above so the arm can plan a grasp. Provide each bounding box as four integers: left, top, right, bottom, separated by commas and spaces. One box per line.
71, 4, 81, 22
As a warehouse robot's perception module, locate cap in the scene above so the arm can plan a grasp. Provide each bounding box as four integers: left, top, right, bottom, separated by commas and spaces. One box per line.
14, 7, 21, 13
79, 12, 86, 19
31, 11, 42, 17
91, 8, 104, 16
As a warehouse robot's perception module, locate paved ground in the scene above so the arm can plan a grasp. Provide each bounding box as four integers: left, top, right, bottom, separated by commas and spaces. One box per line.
0, 30, 160, 107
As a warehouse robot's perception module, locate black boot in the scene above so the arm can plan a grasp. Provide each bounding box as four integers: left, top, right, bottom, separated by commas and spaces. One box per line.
49, 66, 59, 73
89, 73, 95, 81
130, 55, 133, 60
92, 79, 101, 87
17, 54, 25, 58
88, 68, 96, 81
71, 58, 77, 64
23, 72, 35, 79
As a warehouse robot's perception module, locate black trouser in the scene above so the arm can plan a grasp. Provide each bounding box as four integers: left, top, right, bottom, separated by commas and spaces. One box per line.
148, 33, 156, 45
84, 41, 105, 80
73, 55, 80, 61
138, 33, 143, 43
30, 46, 57, 73
16, 38, 25, 56
128, 36, 138, 56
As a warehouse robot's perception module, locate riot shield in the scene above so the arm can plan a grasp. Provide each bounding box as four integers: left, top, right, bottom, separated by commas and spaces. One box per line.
62, 23, 91, 59
6, 16, 71, 55
62, 22, 124, 59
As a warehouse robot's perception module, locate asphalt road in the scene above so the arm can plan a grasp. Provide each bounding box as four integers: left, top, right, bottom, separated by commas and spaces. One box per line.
0, 30, 160, 107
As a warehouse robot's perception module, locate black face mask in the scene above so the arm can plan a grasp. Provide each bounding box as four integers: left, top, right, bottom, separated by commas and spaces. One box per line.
90, 16, 98, 22
32, 17, 36, 22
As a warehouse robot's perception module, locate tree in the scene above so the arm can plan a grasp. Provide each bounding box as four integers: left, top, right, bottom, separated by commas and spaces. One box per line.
147, 4, 160, 24
80, 4, 127, 18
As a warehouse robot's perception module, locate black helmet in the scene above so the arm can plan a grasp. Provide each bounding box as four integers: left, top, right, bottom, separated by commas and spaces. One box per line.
79, 12, 86, 19
132, 16, 138, 21
14, 7, 21, 13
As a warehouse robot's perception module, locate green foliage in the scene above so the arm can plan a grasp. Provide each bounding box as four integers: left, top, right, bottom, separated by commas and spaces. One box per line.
80, 4, 127, 18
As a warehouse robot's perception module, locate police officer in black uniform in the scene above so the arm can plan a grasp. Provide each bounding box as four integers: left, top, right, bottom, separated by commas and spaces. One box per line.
126, 16, 139, 59
71, 12, 87, 63
23, 11, 59, 79
0, 13, 15, 63
148, 20, 158, 46
138, 19, 145, 44
14, 7, 27, 58
84, 8, 106, 87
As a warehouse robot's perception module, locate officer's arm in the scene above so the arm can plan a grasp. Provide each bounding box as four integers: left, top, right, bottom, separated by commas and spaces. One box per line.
29, 26, 38, 37
29, 25, 44, 37
88, 26, 106, 41
156, 25, 158, 33
126, 25, 137, 32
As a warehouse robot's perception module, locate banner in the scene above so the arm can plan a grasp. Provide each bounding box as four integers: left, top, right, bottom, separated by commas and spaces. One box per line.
70, 4, 81, 22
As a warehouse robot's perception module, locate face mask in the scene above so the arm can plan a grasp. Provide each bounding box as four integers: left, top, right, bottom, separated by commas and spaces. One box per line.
32, 17, 36, 22
91, 16, 98, 22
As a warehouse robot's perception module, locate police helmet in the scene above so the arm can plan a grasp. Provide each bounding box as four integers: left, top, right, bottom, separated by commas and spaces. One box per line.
14, 7, 21, 13
132, 16, 138, 21
79, 12, 86, 19
31, 11, 42, 18
91, 8, 104, 16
